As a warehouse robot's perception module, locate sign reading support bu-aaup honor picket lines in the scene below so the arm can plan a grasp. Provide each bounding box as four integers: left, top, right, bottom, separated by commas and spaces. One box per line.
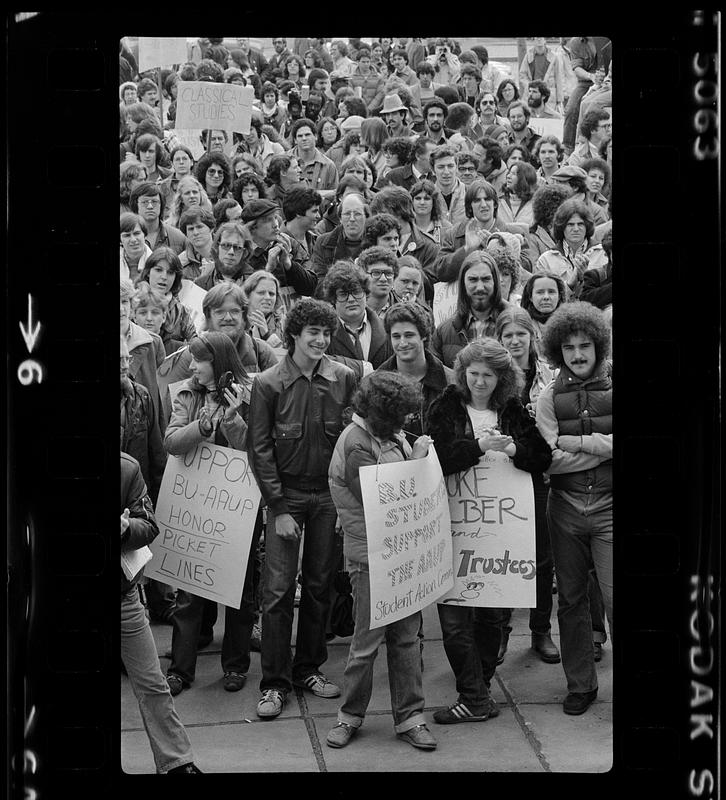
439, 451, 536, 607
175, 81, 254, 135
359, 447, 454, 630
146, 443, 261, 608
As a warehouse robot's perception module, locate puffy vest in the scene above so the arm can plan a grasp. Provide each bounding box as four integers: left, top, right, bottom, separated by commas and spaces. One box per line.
550, 364, 612, 494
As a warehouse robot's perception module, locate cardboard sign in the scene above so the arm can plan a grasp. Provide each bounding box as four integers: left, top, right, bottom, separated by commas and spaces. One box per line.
177, 279, 207, 333
529, 117, 564, 141
165, 129, 206, 161
432, 281, 459, 327
438, 452, 536, 607
138, 37, 188, 73
146, 443, 261, 608
360, 447, 454, 629
175, 81, 254, 135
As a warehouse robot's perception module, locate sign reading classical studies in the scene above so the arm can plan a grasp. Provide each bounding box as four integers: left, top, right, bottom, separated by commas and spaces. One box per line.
138, 37, 188, 73
146, 443, 261, 608
438, 452, 536, 607
360, 447, 454, 630
432, 281, 459, 327
175, 81, 254, 135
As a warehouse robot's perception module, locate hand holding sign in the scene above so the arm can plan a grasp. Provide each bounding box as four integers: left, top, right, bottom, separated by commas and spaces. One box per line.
411, 435, 434, 459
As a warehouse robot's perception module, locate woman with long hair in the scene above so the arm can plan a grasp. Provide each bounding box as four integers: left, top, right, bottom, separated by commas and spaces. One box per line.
520, 271, 568, 354
158, 145, 195, 209
281, 54, 306, 88
194, 152, 233, 207
164, 331, 260, 698
425, 338, 551, 724
231, 151, 265, 180
535, 198, 607, 297
409, 178, 452, 245
580, 157, 611, 216
259, 81, 288, 134
494, 307, 559, 665
360, 116, 389, 179
242, 270, 286, 349
495, 78, 520, 117
498, 161, 538, 230
137, 247, 198, 355
316, 116, 341, 153
166, 175, 214, 228
264, 153, 303, 208
326, 370, 438, 751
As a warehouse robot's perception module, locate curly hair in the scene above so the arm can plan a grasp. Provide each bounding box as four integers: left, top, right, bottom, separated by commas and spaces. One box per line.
580, 108, 610, 141
232, 172, 267, 205
320, 261, 370, 307
188, 332, 249, 395
383, 301, 433, 342
362, 213, 400, 249
352, 371, 422, 441
303, 49, 323, 68
132, 281, 170, 313
490, 251, 520, 296
410, 179, 446, 224
552, 198, 595, 245
453, 338, 524, 410
357, 245, 398, 274
213, 198, 243, 228
541, 301, 611, 368
194, 151, 232, 191
505, 161, 538, 203
520, 271, 567, 322
530, 183, 572, 232
283, 54, 307, 80
283, 297, 339, 352
282, 186, 322, 221
195, 58, 224, 82
495, 306, 540, 369
232, 151, 265, 178
139, 246, 184, 296
580, 157, 611, 193
382, 136, 415, 165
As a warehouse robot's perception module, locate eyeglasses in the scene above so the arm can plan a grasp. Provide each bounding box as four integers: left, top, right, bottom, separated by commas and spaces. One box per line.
219, 242, 245, 253
139, 198, 160, 206
335, 290, 366, 302
369, 269, 394, 279
341, 211, 365, 220
207, 168, 225, 176
211, 307, 243, 318
481, 100, 496, 106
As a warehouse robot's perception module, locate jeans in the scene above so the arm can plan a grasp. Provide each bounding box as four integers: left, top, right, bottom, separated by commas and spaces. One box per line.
338, 561, 427, 734
589, 570, 608, 644
501, 476, 554, 635
437, 603, 505, 709
121, 586, 193, 773
168, 511, 262, 683
547, 489, 613, 693
144, 578, 176, 621
261, 487, 338, 693
563, 82, 591, 151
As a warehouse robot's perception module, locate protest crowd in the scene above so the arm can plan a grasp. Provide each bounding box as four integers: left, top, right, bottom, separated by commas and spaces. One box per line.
119, 35, 612, 772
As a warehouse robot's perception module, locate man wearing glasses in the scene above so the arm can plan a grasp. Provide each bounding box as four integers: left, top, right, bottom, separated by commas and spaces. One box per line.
477, 92, 510, 130
566, 109, 611, 169
194, 221, 251, 291
262, 37, 292, 84
129, 182, 187, 255
321, 261, 392, 369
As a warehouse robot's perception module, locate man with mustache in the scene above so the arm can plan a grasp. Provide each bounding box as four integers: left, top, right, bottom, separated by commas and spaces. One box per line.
535, 301, 612, 716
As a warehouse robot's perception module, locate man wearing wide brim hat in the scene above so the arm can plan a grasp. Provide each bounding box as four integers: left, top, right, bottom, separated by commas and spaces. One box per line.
380, 93, 413, 138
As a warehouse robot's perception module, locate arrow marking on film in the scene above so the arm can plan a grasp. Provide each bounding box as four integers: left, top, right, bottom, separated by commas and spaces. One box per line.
19, 294, 41, 353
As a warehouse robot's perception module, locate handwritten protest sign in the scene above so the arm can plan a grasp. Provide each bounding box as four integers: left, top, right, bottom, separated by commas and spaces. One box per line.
146, 443, 261, 608
165, 129, 206, 161
432, 281, 459, 327
175, 81, 254, 135
360, 447, 454, 630
138, 37, 187, 73
529, 117, 564, 141
438, 451, 536, 607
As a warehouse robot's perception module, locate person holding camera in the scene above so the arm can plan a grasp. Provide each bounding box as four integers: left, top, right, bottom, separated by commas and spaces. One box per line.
163, 331, 262, 696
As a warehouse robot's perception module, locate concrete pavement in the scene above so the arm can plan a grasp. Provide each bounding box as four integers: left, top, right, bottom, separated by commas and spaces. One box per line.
121, 596, 612, 773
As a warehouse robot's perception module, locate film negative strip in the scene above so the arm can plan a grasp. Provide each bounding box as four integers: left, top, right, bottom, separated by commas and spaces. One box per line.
5, 8, 721, 797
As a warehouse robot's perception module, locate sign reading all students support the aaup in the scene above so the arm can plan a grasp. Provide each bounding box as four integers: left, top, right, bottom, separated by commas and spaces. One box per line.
438, 451, 536, 608
146, 443, 261, 608
360, 447, 454, 630
175, 81, 254, 135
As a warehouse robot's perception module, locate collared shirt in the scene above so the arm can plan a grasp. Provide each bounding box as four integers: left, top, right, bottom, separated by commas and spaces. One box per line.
341, 315, 371, 360
465, 310, 496, 340
290, 146, 338, 191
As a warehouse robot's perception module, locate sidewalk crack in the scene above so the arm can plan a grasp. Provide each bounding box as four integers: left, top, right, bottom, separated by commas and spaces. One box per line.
495, 674, 551, 772
294, 688, 328, 772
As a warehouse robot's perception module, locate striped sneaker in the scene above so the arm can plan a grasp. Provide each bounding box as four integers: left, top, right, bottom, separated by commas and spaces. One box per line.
433, 700, 499, 724
293, 672, 341, 698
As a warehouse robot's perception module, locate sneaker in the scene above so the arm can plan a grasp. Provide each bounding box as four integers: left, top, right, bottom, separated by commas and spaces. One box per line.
397, 724, 437, 750
166, 674, 186, 697
250, 620, 262, 652
257, 689, 286, 719
167, 762, 202, 774
223, 671, 247, 692
563, 689, 598, 715
433, 699, 499, 724
326, 721, 357, 748
294, 672, 341, 698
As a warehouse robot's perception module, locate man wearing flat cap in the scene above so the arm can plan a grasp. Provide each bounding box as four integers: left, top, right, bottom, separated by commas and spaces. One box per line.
550, 166, 608, 226
242, 199, 318, 298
